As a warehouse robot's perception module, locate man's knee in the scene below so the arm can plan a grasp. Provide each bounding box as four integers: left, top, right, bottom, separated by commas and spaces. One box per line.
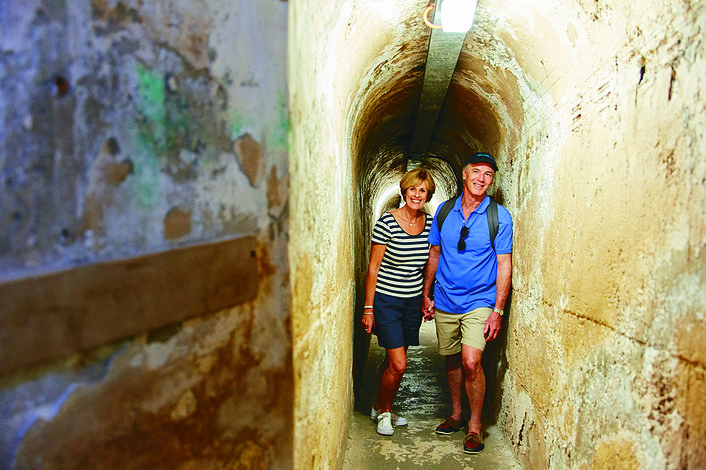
462, 349, 483, 377
445, 351, 462, 370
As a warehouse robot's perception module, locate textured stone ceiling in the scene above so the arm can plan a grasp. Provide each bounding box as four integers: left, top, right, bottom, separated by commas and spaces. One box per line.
350, 3, 527, 222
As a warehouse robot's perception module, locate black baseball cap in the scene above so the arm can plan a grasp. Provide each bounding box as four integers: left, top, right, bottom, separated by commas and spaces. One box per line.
466, 152, 498, 171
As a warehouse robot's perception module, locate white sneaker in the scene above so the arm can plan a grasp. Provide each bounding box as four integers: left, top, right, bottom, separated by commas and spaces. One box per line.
377, 412, 394, 436
370, 407, 408, 426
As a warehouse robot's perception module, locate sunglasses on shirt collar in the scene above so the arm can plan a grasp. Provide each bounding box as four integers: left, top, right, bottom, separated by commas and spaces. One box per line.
458, 226, 469, 251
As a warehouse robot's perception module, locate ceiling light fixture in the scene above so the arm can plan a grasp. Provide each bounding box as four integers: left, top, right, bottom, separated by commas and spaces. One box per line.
422, 5, 442, 29
422, 0, 478, 33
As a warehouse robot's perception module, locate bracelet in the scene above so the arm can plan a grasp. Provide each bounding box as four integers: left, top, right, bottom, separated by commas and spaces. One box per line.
363, 312, 374, 315
364, 305, 374, 309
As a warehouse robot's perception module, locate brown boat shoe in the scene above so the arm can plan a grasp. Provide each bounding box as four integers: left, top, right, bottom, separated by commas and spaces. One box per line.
463, 432, 485, 454
435, 417, 462, 435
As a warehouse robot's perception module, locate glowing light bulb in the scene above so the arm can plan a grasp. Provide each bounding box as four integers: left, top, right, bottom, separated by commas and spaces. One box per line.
440, 0, 478, 33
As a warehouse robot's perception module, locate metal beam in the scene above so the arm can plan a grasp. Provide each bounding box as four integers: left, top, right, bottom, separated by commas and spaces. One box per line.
408, 3, 467, 160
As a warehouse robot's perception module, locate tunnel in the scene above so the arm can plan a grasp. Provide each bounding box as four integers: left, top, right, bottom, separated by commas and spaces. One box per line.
347, 3, 525, 400
290, 0, 705, 468
0, 0, 704, 469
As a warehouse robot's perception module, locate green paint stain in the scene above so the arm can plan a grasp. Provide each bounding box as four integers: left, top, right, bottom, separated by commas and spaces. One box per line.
266, 91, 290, 151
132, 154, 160, 208
130, 64, 166, 208
228, 107, 254, 140
129, 125, 160, 209
136, 64, 166, 148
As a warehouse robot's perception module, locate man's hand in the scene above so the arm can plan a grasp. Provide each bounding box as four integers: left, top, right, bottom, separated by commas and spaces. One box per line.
484, 311, 502, 342
422, 246, 440, 322
422, 297, 435, 322
362, 313, 374, 334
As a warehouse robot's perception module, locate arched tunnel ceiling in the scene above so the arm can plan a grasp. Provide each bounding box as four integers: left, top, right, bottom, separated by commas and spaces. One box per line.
351, 12, 526, 223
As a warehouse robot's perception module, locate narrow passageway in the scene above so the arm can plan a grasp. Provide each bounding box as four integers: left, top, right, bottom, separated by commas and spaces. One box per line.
290, 1, 705, 468
343, 321, 520, 469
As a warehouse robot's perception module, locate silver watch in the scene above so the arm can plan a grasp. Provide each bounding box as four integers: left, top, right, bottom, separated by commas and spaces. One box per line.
492, 307, 503, 316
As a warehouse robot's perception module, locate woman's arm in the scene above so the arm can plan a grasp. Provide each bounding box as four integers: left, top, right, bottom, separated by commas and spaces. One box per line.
362, 243, 386, 333
421, 245, 440, 320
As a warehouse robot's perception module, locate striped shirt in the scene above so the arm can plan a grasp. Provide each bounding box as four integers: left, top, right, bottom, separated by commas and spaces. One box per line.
372, 212, 432, 297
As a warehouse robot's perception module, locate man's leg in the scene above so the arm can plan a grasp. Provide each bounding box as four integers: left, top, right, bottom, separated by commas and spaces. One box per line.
445, 352, 464, 422
461, 344, 485, 435
435, 309, 464, 434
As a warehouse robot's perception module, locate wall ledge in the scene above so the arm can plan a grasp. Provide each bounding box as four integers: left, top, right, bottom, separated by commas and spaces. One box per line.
0, 236, 258, 375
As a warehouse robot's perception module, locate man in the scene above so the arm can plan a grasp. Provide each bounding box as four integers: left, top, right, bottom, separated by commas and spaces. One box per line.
422, 152, 513, 454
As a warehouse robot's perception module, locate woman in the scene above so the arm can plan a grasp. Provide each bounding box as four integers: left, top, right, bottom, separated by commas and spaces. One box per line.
362, 167, 436, 436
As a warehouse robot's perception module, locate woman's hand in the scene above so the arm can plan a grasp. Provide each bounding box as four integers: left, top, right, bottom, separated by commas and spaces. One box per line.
362, 312, 375, 334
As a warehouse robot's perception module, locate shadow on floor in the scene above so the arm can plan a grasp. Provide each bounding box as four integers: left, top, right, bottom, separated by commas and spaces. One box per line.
343, 321, 520, 469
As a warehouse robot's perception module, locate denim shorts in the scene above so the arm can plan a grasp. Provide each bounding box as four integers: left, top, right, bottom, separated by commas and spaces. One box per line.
373, 292, 423, 349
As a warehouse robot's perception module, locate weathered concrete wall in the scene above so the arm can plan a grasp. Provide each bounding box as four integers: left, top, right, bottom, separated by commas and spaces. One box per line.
1, 0, 291, 468
1, 0, 288, 276
483, 1, 706, 468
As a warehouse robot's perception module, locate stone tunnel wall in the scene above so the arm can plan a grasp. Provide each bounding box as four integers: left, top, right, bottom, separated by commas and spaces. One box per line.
288, 3, 354, 468
0, 1, 291, 468
482, 1, 706, 468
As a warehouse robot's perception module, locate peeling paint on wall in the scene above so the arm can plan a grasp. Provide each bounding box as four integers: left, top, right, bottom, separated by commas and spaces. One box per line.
233, 133, 265, 187
164, 206, 192, 240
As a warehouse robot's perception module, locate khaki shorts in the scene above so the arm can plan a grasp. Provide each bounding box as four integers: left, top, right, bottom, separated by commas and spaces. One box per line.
435, 307, 492, 354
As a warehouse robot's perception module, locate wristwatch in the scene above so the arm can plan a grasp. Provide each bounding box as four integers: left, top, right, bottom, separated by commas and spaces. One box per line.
492, 307, 503, 316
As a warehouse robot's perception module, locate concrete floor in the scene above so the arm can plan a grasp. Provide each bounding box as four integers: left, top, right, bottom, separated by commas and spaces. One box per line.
343, 321, 521, 469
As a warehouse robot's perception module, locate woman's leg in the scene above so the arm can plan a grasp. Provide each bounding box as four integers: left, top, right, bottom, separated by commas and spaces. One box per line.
371, 293, 412, 412
376, 346, 407, 412
375, 294, 420, 411
373, 354, 389, 410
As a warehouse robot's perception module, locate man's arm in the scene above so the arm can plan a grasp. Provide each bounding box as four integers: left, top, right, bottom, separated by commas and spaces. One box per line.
494, 253, 512, 312
422, 245, 440, 320
484, 253, 512, 342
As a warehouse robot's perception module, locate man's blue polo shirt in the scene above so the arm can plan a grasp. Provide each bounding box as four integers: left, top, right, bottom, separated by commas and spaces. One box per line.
428, 195, 513, 314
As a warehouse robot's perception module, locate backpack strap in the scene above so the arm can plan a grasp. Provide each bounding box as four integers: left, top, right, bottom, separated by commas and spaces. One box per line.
436, 195, 460, 232
437, 195, 499, 251
487, 197, 498, 252
430, 196, 458, 301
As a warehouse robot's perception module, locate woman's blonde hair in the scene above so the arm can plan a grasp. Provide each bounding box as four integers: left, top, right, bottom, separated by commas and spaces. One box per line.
400, 168, 436, 203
